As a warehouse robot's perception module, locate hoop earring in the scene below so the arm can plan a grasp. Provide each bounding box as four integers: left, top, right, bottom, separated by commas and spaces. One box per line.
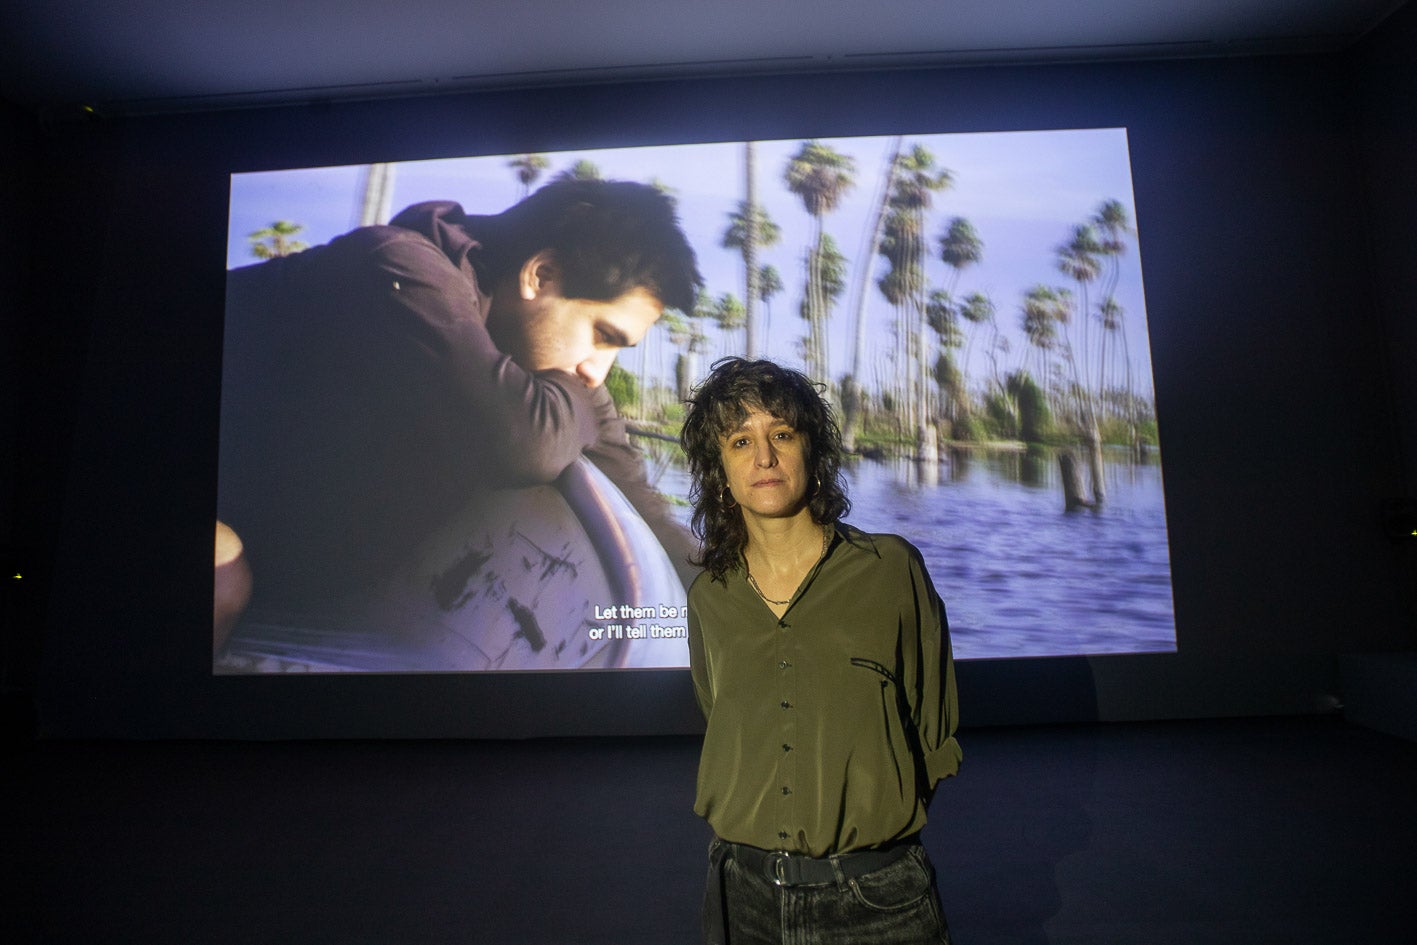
722, 488, 738, 510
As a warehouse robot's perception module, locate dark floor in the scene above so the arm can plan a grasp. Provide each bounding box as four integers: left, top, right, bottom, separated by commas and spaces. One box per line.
8, 715, 1417, 944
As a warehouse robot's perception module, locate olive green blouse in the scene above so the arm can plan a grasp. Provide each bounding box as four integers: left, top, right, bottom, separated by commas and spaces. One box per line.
687, 524, 961, 857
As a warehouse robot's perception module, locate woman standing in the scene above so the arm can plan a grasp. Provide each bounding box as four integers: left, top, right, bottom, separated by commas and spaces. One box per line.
680, 358, 961, 945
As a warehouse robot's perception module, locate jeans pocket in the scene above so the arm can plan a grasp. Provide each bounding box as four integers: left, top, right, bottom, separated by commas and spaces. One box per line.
847, 851, 933, 912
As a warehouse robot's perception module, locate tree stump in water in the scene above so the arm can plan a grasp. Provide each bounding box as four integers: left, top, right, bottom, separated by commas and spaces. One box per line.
1058, 450, 1095, 512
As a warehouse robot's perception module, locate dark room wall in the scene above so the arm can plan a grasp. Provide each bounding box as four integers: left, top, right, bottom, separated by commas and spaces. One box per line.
1354, 1, 1417, 631
2, 99, 47, 730
20, 46, 1415, 739
1356, 0, 1417, 493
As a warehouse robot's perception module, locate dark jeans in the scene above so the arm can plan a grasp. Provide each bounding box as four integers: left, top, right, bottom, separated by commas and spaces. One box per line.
705, 839, 952, 945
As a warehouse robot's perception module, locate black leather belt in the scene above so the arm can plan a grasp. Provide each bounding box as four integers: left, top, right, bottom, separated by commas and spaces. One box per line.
726, 838, 917, 887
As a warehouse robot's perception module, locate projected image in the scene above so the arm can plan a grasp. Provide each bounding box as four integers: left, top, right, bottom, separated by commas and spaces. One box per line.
214, 129, 1174, 673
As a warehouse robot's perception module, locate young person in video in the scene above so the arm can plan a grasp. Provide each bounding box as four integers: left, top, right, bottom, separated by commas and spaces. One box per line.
216, 180, 702, 672
680, 358, 961, 945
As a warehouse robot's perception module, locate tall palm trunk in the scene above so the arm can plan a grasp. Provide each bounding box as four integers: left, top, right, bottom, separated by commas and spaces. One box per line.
909, 219, 932, 457
807, 224, 829, 384
842, 137, 902, 451
357, 163, 395, 226
1060, 314, 1106, 506
743, 142, 761, 359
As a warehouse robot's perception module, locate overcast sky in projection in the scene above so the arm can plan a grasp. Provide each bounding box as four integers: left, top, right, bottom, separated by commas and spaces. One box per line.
227, 128, 1153, 396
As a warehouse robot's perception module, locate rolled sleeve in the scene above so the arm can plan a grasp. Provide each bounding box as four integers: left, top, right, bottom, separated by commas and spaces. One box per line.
907, 544, 962, 788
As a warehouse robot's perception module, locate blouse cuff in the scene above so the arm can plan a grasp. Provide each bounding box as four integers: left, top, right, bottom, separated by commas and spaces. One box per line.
925, 735, 963, 785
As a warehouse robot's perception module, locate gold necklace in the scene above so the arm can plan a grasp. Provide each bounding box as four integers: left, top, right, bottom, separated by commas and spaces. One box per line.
746, 525, 831, 607
745, 570, 791, 606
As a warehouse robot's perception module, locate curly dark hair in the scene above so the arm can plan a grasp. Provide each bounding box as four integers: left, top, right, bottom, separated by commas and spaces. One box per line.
680, 358, 850, 582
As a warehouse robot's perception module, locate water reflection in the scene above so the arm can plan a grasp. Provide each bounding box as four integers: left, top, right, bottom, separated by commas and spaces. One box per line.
643, 439, 1176, 661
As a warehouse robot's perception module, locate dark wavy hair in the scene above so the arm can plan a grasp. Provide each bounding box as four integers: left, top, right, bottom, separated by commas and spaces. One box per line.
680, 358, 850, 582
477, 178, 701, 314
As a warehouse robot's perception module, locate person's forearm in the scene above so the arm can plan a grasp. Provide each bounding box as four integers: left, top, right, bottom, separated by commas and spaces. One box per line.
365, 229, 602, 484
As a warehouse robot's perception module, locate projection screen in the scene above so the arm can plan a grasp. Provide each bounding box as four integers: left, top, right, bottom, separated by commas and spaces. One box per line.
214, 129, 1174, 674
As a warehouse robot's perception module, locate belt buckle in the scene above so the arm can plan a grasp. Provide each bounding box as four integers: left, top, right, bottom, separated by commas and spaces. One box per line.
766, 851, 791, 886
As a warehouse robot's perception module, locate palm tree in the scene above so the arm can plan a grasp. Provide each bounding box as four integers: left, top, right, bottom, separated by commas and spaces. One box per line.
842, 136, 903, 452
784, 140, 855, 385
721, 167, 781, 360
1056, 222, 1104, 391
925, 290, 966, 426
939, 217, 983, 284
933, 351, 967, 432
1090, 199, 1137, 449
1097, 295, 1125, 397
925, 291, 963, 349
1020, 284, 1067, 397
985, 328, 1012, 401
798, 234, 847, 375
655, 309, 687, 413
667, 292, 712, 401
1055, 222, 1107, 504
1092, 199, 1131, 275
878, 212, 923, 436
507, 154, 550, 198
757, 263, 783, 351
554, 159, 603, 182
248, 221, 308, 259
957, 291, 999, 398
897, 148, 953, 430
876, 144, 952, 450
712, 292, 746, 358
939, 216, 985, 394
